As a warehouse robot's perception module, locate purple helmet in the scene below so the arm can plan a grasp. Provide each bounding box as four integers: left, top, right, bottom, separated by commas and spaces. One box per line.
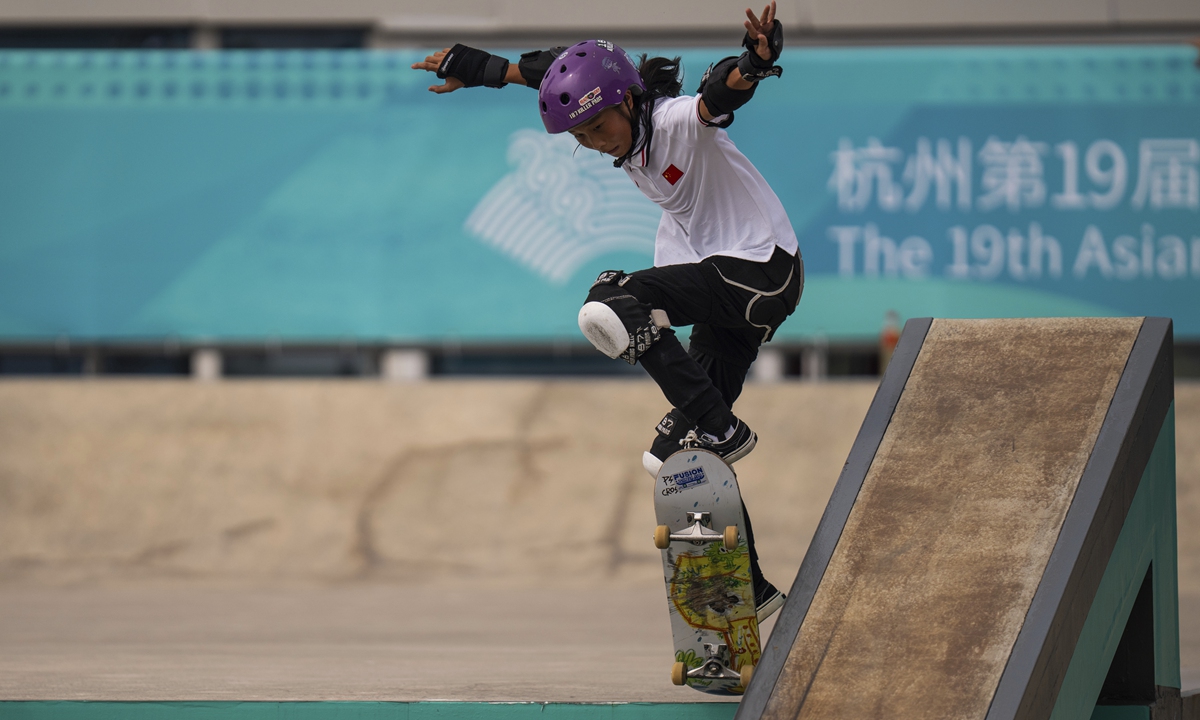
538, 40, 645, 134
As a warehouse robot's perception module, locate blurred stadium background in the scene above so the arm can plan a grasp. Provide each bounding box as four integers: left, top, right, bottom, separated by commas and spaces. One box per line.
0, 0, 1196, 378
1, 0, 1199, 704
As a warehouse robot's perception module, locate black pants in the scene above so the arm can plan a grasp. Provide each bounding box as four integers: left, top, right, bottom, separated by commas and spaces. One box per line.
624, 246, 804, 429
587, 246, 803, 595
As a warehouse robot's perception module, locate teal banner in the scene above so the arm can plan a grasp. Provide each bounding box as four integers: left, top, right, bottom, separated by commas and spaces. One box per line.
0, 46, 1196, 342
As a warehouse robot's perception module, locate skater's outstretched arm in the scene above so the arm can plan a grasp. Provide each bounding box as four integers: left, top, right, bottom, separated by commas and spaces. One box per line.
411, 45, 567, 94
696, 1, 785, 125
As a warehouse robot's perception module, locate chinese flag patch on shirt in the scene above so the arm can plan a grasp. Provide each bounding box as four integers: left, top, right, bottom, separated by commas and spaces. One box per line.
662, 164, 684, 185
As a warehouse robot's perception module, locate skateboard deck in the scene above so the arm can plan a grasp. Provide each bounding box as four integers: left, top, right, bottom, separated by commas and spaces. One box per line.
653, 449, 761, 694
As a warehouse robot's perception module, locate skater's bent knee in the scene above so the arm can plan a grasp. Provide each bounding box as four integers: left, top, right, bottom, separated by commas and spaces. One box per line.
578, 302, 629, 359
577, 270, 669, 365
749, 295, 789, 334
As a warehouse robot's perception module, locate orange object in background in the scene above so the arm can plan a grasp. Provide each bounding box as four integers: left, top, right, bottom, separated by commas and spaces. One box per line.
880, 310, 901, 373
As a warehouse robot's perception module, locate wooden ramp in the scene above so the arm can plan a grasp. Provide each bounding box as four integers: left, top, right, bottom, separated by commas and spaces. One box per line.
739, 318, 1188, 720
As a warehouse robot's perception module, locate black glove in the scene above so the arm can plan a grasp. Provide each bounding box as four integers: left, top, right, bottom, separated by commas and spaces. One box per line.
437, 43, 510, 88
737, 21, 784, 82
742, 20, 783, 64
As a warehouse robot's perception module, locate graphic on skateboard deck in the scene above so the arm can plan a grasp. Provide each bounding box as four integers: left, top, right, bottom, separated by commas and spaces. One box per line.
652, 449, 760, 694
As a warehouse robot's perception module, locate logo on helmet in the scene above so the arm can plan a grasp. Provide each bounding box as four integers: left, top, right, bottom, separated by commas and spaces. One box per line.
568, 87, 604, 121
596, 39, 614, 51
578, 87, 602, 106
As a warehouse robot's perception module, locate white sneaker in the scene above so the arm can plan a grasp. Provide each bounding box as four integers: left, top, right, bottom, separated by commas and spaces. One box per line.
642, 451, 664, 479
756, 585, 786, 624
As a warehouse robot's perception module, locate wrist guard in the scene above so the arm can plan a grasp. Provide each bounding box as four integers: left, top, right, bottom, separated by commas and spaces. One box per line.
516, 46, 569, 90
738, 20, 784, 82
698, 55, 755, 127
437, 43, 509, 88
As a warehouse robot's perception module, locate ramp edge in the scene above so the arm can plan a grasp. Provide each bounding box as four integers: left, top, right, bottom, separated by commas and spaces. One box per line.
987, 318, 1176, 720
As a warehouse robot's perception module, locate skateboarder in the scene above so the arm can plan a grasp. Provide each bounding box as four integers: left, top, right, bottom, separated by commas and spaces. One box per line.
413, 2, 800, 623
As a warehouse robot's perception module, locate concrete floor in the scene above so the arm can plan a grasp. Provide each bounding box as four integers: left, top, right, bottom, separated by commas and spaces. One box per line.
0, 580, 1189, 702
0, 580, 774, 703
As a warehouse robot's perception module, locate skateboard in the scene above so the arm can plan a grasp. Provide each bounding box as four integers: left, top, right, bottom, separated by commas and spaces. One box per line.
652, 449, 760, 694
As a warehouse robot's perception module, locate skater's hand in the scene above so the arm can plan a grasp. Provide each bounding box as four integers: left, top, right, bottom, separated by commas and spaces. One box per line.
697, 2, 778, 118
744, 1, 777, 63
411, 48, 464, 94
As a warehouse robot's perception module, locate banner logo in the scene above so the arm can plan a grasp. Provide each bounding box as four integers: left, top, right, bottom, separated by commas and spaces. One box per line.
465, 130, 658, 284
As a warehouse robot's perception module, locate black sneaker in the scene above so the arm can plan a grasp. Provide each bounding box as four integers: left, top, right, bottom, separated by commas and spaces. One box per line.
755, 581, 786, 624
680, 417, 757, 465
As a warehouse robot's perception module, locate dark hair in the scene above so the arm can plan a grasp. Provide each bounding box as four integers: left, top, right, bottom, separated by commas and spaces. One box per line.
614, 54, 683, 168
637, 54, 683, 99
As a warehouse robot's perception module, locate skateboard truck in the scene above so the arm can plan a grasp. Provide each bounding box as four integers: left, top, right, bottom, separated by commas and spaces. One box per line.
672, 642, 753, 686
690, 643, 740, 681
654, 512, 739, 550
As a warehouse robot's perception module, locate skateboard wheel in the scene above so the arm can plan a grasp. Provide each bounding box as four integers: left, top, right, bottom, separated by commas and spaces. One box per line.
671, 661, 687, 686
740, 663, 754, 687
723, 526, 738, 551
654, 525, 671, 549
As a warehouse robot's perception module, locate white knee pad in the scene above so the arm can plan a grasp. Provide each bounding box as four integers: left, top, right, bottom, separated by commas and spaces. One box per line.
578, 301, 629, 359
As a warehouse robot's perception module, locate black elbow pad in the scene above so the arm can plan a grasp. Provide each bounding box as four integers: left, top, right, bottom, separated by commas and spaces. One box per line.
698, 55, 756, 125
517, 46, 568, 90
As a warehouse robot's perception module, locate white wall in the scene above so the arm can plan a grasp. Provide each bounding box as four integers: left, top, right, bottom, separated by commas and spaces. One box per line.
0, 0, 1196, 41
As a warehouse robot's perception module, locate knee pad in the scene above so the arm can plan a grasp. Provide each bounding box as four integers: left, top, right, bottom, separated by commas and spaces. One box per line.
580, 270, 671, 365
748, 296, 790, 340
736, 256, 803, 343
578, 302, 629, 359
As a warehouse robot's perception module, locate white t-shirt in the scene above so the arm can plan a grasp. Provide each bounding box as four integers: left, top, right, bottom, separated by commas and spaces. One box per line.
622, 94, 799, 268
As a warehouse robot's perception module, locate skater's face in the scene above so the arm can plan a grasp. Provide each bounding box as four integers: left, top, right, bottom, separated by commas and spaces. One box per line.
568, 91, 635, 159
